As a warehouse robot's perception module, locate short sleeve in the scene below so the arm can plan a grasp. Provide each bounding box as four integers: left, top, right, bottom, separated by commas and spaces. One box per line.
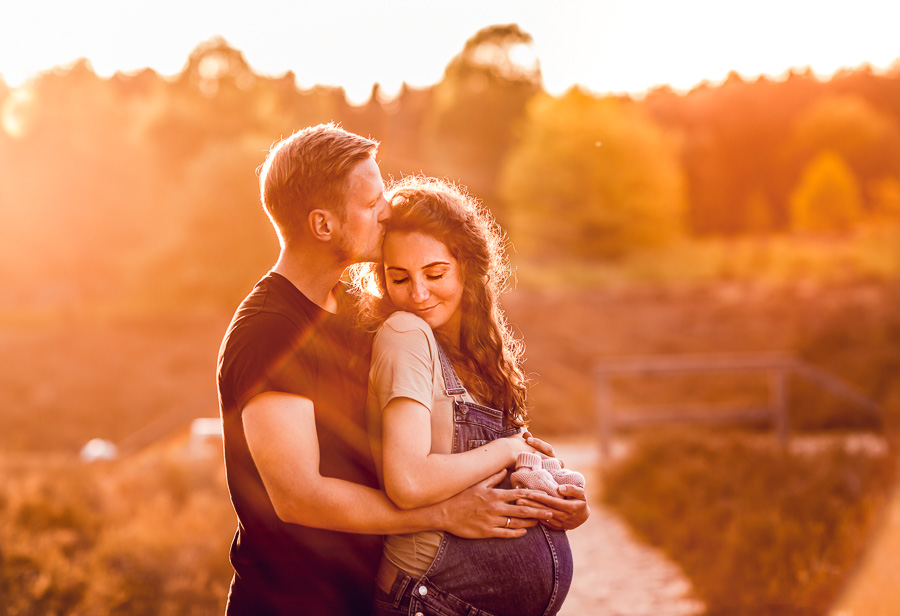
370, 312, 436, 413
220, 311, 318, 413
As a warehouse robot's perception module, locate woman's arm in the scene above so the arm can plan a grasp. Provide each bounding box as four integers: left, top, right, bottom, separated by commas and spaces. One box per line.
244, 391, 551, 535
382, 396, 534, 509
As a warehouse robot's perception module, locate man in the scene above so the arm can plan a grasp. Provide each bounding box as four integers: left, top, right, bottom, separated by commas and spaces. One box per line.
217, 123, 588, 615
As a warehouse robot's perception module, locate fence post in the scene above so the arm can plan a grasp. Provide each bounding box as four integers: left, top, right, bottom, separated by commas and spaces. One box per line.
596, 374, 613, 461
770, 368, 789, 448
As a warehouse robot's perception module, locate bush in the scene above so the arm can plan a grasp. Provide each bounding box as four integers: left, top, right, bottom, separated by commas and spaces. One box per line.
0, 450, 234, 615
602, 429, 893, 616
792, 281, 900, 434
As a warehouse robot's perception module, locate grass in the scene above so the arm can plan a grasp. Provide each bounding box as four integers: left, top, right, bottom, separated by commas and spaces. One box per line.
0, 271, 896, 613
602, 429, 894, 616
0, 444, 234, 616
511, 225, 900, 291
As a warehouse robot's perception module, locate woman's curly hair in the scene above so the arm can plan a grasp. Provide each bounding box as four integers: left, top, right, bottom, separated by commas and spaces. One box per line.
351, 176, 529, 426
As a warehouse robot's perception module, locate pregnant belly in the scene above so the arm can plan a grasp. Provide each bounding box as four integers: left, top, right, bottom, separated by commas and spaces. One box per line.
423, 525, 572, 616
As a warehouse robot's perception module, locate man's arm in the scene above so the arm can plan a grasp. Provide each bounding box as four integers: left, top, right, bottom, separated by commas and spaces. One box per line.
243, 391, 553, 537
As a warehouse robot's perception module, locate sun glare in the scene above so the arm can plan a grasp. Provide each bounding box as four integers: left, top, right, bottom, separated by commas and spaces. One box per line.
1, 89, 34, 138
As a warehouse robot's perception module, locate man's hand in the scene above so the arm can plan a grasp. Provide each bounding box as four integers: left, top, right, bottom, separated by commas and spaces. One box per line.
516, 484, 591, 531
439, 469, 556, 539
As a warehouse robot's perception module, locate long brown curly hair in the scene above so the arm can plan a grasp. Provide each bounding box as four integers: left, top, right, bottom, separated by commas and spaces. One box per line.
351, 176, 529, 426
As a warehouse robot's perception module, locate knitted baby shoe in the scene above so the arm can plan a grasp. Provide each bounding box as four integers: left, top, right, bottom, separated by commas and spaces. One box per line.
541, 457, 585, 489
510, 452, 560, 496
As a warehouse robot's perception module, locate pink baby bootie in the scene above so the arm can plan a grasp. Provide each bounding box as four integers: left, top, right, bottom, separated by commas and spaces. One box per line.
510, 452, 560, 496
541, 457, 585, 489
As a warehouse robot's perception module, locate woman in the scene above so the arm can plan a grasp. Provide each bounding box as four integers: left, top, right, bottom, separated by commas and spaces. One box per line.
356, 176, 577, 616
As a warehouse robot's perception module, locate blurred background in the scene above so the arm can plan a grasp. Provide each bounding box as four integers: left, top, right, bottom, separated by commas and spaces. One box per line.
2, 1, 900, 615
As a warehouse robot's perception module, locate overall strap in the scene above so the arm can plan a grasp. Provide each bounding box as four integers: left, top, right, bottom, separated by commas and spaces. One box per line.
436, 342, 468, 400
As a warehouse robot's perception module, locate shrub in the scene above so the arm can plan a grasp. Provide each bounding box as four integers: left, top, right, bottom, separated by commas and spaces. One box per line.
792, 281, 900, 434
0, 450, 234, 615
602, 429, 893, 616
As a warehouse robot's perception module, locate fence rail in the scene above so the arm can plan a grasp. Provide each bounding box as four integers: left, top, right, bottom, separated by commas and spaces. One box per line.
594, 353, 880, 459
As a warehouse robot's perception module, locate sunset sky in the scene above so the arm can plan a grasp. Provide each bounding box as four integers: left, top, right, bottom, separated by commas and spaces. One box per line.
2, 0, 899, 102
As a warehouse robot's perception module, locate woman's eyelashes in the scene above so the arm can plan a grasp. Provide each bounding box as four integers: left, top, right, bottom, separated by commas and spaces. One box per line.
388, 272, 445, 285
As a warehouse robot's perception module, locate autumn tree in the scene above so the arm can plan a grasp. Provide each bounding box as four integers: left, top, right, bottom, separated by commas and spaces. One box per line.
643, 70, 821, 235
499, 88, 686, 259
136, 139, 277, 307
781, 94, 900, 212
422, 24, 542, 217
790, 151, 864, 233
0, 59, 164, 308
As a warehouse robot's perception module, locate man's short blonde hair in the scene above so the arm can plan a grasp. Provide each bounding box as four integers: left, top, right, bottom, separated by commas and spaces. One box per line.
259, 123, 378, 245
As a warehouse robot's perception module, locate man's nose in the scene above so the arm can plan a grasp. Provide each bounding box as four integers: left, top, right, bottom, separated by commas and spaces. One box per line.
377, 196, 391, 222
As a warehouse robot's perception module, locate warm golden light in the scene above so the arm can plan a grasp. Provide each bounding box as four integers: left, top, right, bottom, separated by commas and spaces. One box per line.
0, 88, 34, 138
1, 0, 899, 98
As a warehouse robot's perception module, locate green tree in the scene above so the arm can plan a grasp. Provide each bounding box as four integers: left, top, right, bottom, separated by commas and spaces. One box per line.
499, 88, 686, 258
422, 24, 542, 216
870, 177, 900, 222
742, 189, 776, 234
135, 137, 277, 307
783, 94, 900, 211
790, 151, 864, 233
0, 59, 163, 308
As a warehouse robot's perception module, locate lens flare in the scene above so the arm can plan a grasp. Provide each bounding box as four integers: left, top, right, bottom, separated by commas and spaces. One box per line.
1, 88, 35, 138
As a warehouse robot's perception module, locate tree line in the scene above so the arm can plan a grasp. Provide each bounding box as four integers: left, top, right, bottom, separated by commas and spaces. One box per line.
1, 25, 899, 311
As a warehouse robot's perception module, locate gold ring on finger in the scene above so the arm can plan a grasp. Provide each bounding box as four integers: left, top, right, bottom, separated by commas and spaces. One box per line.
505, 517, 511, 529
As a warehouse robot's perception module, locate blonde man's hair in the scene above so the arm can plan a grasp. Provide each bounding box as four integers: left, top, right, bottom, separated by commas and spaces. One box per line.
259, 123, 378, 245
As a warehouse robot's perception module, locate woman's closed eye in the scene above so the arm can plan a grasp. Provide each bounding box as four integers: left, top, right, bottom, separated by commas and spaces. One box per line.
426, 273, 444, 281
389, 277, 409, 285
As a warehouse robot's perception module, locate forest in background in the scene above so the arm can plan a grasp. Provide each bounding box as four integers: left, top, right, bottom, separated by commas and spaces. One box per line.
2, 24, 900, 315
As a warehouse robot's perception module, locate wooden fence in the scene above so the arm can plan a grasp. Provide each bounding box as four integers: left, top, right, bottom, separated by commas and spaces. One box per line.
594, 353, 881, 459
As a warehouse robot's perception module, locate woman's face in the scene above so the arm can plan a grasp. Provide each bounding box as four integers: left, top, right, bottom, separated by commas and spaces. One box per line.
382, 230, 464, 341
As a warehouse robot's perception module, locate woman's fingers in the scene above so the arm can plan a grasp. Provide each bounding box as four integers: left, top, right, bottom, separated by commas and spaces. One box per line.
522, 431, 557, 460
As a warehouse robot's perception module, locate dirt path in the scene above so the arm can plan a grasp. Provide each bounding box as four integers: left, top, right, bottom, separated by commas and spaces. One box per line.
553, 438, 705, 616
829, 461, 900, 616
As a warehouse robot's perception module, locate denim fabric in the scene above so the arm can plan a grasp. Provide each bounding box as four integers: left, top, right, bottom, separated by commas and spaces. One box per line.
373, 344, 573, 616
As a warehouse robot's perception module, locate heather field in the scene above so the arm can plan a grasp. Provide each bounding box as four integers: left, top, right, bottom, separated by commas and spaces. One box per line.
2, 279, 898, 614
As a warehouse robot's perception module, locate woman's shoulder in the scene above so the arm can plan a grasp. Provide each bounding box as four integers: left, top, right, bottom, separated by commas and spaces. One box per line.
374, 312, 437, 356
381, 311, 434, 336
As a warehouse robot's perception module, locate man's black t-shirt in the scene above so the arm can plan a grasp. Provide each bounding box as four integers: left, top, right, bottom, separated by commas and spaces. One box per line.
217, 272, 381, 616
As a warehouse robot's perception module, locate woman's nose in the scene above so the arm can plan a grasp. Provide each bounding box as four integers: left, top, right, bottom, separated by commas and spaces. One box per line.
411, 279, 429, 303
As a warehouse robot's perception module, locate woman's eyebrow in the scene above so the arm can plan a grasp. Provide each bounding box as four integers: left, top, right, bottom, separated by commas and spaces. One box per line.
386, 261, 450, 273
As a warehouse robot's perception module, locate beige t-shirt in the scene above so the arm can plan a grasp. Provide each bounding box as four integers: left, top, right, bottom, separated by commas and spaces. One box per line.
367, 311, 475, 576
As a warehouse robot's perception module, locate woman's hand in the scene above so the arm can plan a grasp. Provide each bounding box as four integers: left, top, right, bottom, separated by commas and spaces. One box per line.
502, 432, 536, 464
522, 430, 557, 461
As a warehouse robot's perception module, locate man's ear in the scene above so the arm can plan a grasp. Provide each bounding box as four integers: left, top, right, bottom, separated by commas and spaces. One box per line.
308, 209, 335, 241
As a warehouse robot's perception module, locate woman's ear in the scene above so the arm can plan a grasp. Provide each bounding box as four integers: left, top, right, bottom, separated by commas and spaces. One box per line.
308, 209, 335, 241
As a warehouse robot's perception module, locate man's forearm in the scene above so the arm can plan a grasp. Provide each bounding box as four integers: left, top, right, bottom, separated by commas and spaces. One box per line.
275, 471, 554, 539
275, 475, 446, 535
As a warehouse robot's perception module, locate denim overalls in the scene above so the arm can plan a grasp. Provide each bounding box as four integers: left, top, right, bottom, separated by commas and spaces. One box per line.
373, 344, 573, 616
